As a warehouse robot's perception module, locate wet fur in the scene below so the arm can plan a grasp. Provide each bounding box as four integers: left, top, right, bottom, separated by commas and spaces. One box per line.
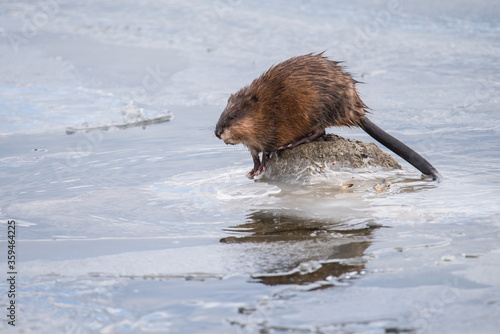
215, 53, 441, 180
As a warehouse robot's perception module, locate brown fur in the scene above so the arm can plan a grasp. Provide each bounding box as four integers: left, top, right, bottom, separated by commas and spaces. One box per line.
215, 53, 369, 177
215, 53, 442, 181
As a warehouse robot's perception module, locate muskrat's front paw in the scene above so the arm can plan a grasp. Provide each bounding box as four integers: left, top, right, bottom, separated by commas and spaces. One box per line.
254, 165, 266, 176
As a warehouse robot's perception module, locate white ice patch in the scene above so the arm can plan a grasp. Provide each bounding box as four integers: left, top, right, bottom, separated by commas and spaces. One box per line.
65, 100, 172, 135
216, 183, 281, 201
148, 168, 282, 213
18, 243, 235, 279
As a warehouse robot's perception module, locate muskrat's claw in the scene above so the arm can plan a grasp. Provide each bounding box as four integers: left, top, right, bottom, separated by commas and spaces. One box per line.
246, 164, 266, 179
255, 165, 266, 176
246, 170, 256, 179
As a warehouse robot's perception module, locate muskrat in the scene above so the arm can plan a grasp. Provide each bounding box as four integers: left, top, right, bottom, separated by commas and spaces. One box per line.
215, 53, 442, 181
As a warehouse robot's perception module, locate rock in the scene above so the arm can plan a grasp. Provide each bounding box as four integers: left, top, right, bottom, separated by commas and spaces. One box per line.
264, 134, 401, 179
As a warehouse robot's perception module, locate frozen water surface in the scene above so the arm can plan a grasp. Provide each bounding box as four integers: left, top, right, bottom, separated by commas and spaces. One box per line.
1, 0, 500, 333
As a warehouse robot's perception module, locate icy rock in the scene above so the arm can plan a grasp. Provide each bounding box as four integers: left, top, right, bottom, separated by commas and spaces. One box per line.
264, 134, 401, 177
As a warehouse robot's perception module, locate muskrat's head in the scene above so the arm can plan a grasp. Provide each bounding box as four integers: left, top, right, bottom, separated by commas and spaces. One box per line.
215, 88, 259, 146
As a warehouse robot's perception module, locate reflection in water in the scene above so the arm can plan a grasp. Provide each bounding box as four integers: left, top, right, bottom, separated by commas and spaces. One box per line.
221, 210, 378, 286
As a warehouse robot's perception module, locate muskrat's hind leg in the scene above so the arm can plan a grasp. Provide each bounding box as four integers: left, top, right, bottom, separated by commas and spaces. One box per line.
247, 149, 261, 178
281, 128, 325, 149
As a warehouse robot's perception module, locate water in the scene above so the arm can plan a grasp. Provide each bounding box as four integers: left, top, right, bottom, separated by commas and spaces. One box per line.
1, 1, 500, 333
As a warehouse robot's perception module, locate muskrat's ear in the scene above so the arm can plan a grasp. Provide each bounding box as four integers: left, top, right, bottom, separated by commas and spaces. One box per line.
250, 94, 258, 103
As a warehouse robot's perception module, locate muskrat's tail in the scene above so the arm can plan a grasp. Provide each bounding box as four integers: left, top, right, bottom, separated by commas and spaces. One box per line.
360, 118, 442, 182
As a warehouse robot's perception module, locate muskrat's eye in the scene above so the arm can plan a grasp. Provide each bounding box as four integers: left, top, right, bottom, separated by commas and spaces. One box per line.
229, 115, 235, 120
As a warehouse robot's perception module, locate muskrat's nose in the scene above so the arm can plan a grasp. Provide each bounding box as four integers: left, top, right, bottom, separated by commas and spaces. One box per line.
215, 128, 222, 139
